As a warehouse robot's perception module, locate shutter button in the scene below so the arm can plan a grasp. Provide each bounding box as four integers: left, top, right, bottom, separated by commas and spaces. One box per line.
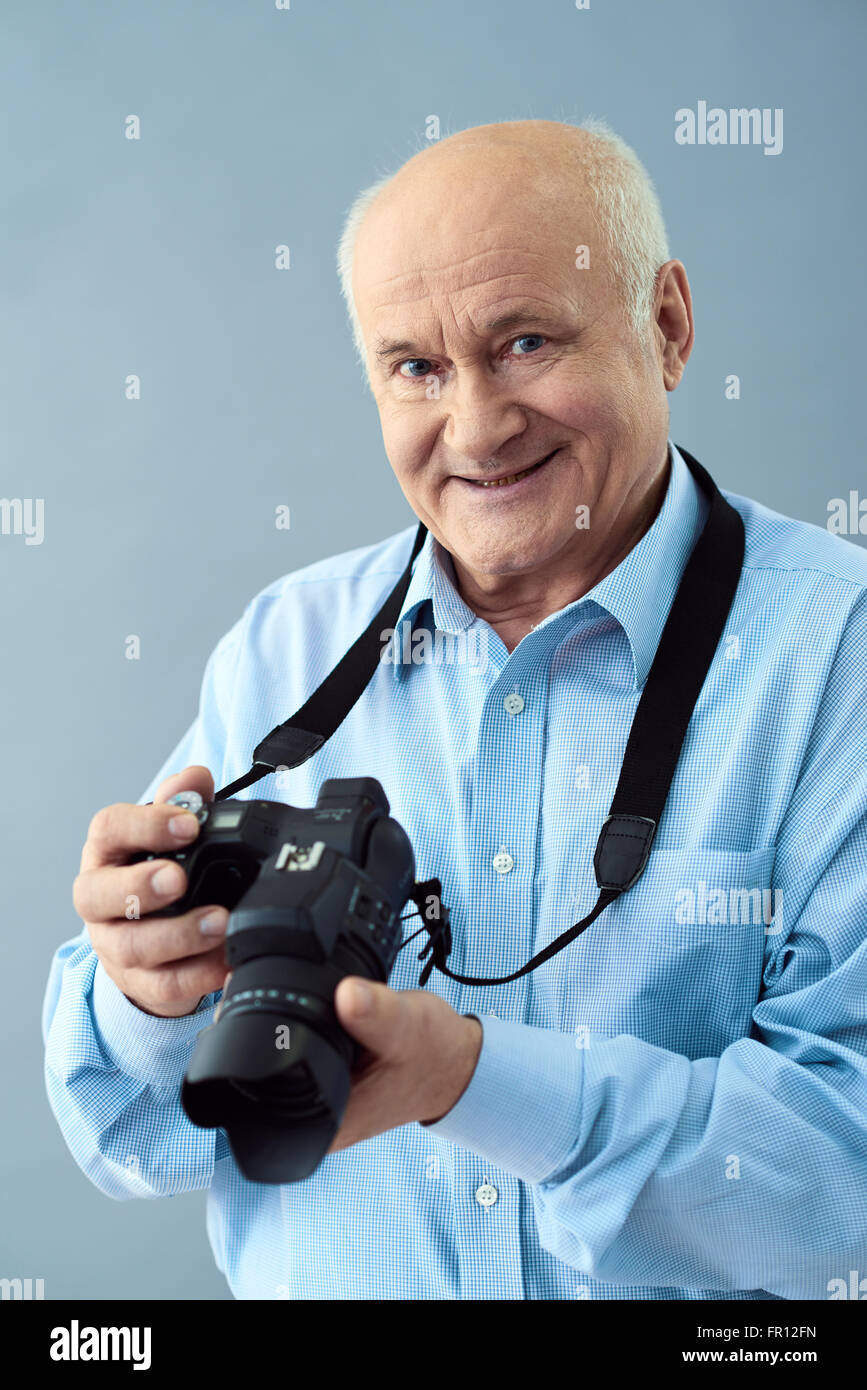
475, 1178, 499, 1209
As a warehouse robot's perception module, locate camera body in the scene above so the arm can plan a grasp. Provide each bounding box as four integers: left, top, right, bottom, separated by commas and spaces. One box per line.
135, 778, 415, 1183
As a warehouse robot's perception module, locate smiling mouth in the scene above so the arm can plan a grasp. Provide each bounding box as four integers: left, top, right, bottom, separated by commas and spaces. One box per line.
461, 449, 559, 488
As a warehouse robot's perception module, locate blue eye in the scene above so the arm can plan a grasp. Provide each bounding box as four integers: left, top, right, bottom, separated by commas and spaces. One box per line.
511, 334, 546, 355
398, 359, 433, 378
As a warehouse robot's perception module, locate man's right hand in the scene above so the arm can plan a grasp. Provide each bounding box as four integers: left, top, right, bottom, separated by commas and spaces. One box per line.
73, 765, 230, 1018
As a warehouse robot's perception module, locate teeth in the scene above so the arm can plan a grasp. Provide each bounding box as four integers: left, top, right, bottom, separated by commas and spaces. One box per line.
478, 472, 523, 487
472, 455, 548, 487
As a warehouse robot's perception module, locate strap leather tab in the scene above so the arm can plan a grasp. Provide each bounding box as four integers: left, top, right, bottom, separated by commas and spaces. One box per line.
253, 727, 325, 771
593, 814, 657, 892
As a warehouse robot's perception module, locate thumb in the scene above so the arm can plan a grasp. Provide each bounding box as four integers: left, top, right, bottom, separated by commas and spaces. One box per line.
154, 764, 215, 806
333, 977, 394, 1051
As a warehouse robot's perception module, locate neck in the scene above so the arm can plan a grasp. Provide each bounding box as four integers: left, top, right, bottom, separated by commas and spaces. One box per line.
452, 446, 671, 654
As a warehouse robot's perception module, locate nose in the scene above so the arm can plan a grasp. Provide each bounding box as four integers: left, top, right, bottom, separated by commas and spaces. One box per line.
443, 376, 528, 466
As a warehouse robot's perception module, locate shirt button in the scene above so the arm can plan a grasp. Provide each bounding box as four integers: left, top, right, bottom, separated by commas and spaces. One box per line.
475, 1178, 499, 1209
503, 692, 524, 716
492, 850, 514, 875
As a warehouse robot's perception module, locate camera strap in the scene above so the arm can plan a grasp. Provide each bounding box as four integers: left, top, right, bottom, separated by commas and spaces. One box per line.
215, 523, 428, 801
216, 445, 745, 988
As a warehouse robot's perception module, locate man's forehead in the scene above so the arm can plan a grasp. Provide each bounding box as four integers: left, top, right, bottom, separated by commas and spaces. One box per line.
364, 244, 573, 301
356, 238, 591, 337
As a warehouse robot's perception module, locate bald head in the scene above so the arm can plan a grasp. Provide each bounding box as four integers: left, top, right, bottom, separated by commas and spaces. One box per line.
359, 119, 600, 235
339, 119, 670, 377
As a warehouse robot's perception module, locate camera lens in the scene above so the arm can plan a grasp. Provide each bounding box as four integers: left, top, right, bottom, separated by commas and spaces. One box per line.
182, 958, 356, 1182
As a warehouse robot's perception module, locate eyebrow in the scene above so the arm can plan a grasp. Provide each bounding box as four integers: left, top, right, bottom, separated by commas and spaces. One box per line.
372, 304, 576, 365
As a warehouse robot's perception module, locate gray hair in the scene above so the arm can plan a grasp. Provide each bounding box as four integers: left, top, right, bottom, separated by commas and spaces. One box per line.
336, 118, 670, 380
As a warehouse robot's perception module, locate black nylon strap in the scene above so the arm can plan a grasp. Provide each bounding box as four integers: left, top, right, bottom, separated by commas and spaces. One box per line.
424, 444, 745, 986
215, 521, 428, 800
214, 445, 745, 990
605, 447, 746, 829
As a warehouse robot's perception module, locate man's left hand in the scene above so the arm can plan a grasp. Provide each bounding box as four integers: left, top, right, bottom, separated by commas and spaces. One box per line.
325, 978, 483, 1153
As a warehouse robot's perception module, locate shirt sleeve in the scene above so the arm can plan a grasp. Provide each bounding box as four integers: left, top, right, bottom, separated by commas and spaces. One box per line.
426, 589, 867, 1300
42, 620, 245, 1199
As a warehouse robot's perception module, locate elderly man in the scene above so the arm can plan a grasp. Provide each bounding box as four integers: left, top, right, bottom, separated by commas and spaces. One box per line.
44, 120, 867, 1301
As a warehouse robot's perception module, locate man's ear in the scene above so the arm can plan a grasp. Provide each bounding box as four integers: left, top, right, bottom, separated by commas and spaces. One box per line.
652, 260, 694, 390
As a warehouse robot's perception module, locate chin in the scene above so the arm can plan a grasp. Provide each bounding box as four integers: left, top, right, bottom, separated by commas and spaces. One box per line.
451, 522, 566, 576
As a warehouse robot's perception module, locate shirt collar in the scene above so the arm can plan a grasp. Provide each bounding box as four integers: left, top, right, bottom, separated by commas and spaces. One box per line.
391, 441, 708, 690
396, 527, 476, 636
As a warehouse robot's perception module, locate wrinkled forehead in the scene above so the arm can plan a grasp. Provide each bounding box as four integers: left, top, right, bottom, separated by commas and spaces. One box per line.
353, 156, 604, 333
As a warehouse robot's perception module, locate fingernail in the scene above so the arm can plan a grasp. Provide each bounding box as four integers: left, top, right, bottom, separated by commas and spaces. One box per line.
151, 864, 184, 896
169, 814, 199, 841
199, 909, 228, 936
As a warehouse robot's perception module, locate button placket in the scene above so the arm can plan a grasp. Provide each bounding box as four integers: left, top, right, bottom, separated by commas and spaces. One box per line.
453, 1152, 524, 1297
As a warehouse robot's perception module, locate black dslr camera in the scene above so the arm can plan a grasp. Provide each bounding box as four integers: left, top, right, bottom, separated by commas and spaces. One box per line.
135, 778, 422, 1184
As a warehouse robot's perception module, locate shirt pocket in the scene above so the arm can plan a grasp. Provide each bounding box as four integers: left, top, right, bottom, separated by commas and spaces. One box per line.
545, 846, 777, 1057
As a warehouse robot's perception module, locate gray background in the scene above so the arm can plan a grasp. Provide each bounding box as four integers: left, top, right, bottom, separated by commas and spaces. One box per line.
2, 0, 864, 1299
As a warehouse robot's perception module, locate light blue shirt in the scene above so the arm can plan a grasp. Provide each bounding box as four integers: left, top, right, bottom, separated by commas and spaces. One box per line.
43, 442, 867, 1300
